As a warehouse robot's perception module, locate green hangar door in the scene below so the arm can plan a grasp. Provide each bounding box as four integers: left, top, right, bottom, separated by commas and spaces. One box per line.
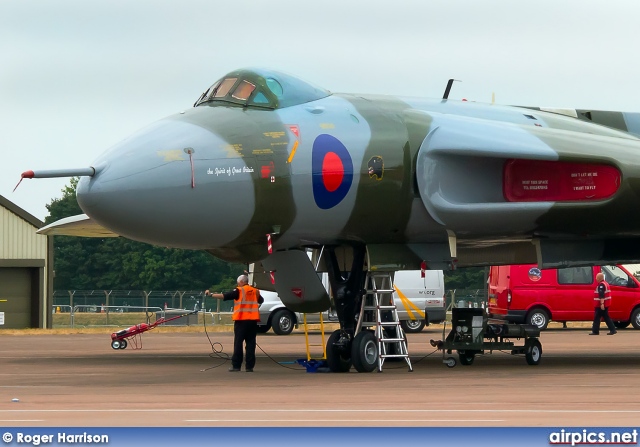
0, 268, 33, 329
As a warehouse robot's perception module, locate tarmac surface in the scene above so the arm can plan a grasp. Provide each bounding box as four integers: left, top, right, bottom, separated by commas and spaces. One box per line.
1, 325, 640, 427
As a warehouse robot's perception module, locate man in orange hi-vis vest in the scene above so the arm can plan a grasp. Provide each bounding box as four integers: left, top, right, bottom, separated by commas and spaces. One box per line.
206, 275, 264, 372
589, 272, 617, 336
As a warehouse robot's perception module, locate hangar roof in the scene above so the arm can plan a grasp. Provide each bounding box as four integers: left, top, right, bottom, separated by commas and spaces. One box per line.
0, 195, 43, 229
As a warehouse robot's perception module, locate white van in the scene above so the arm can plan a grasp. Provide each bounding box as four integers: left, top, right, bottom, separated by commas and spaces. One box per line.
257, 270, 446, 335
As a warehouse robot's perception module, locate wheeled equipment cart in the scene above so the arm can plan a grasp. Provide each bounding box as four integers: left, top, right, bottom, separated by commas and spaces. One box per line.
430, 307, 542, 367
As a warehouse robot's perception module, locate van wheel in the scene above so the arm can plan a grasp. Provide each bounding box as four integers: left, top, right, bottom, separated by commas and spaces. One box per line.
631, 308, 640, 330
400, 319, 426, 333
527, 309, 549, 330
525, 338, 542, 365
614, 321, 630, 329
271, 309, 294, 335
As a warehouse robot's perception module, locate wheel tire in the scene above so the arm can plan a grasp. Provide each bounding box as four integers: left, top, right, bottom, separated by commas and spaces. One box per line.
527, 308, 550, 330
614, 321, 631, 329
631, 308, 640, 330
111, 340, 121, 350
326, 330, 352, 372
525, 338, 542, 365
445, 357, 457, 368
351, 331, 378, 373
458, 350, 475, 366
256, 324, 271, 334
119, 340, 127, 349
271, 309, 295, 335
400, 319, 426, 333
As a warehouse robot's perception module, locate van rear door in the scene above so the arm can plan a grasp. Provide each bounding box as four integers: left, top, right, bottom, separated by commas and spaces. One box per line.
551, 266, 595, 321
393, 271, 427, 322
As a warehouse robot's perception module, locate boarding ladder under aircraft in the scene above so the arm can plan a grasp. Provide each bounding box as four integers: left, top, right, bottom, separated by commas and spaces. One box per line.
357, 271, 413, 372
301, 312, 327, 362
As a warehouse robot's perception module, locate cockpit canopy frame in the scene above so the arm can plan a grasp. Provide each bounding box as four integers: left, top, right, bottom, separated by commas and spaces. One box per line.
194, 68, 331, 110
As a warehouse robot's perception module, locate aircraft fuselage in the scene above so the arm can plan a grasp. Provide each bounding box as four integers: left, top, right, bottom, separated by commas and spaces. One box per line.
72, 68, 640, 269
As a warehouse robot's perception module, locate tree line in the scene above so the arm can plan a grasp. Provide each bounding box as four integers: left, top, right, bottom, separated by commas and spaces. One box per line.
46, 179, 244, 292
46, 180, 486, 293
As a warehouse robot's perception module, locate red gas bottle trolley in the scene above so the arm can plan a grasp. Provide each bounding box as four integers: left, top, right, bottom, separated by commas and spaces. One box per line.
110, 311, 198, 350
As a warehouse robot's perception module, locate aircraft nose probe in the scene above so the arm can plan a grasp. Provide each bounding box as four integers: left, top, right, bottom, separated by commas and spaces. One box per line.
14, 167, 96, 192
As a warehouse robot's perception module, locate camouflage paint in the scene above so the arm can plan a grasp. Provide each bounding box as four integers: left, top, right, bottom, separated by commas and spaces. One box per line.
70, 68, 640, 269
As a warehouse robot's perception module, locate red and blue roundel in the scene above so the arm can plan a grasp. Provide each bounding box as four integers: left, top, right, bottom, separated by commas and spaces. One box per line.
528, 267, 542, 282
312, 134, 353, 209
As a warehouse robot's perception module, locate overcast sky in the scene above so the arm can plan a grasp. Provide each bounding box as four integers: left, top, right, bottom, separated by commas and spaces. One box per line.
2, 0, 640, 221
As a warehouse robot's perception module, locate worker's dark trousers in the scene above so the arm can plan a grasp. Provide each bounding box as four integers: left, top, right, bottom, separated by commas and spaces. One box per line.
232, 320, 258, 370
592, 307, 616, 334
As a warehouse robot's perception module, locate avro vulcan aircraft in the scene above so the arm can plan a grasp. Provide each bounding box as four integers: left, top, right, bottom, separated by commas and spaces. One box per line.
23, 68, 640, 371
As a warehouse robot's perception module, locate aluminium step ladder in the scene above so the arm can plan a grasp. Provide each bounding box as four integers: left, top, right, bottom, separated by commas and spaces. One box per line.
357, 271, 413, 372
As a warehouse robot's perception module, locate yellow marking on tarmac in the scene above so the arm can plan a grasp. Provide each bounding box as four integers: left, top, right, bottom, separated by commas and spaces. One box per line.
287, 140, 300, 163
393, 285, 425, 320
156, 150, 185, 162
0, 300, 7, 302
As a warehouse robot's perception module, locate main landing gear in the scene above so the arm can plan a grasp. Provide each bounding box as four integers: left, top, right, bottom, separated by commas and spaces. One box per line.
324, 245, 367, 373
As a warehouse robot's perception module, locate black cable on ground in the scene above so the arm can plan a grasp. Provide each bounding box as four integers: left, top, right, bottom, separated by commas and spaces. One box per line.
200, 313, 306, 372
200, 313, 440, 372
200, 312, 230, 372
256, 341, 307, 371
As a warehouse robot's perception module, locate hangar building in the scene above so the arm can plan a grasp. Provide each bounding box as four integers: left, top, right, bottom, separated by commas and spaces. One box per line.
0, 195, 53, 329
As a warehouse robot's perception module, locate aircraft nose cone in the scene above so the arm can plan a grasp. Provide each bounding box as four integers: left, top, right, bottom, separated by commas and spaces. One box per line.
76, 114, 256, 248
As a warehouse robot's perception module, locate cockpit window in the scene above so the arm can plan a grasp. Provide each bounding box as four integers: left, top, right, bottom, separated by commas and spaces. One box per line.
232, 80, 256, 100
194, 81, 220, 105
214, 78, 237, 98
252, 92, 270, 104
266, 78, 283, 98
194, 68, 331, 110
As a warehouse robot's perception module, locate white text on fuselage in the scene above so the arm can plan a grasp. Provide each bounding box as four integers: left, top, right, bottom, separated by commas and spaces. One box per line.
207, 166, 255, 176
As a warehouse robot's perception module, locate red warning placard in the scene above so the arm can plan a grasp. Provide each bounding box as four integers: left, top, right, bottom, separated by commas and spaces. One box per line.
503, 159, 621, 202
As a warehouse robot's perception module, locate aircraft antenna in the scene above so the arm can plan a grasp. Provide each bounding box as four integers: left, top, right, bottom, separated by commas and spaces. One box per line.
442, 79, 461, 100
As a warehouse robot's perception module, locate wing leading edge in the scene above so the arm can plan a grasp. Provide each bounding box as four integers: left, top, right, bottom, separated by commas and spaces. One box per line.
37, 214, 119, 237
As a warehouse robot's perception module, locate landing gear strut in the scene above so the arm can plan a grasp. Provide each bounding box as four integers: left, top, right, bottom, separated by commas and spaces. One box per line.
324, 245, 366, 373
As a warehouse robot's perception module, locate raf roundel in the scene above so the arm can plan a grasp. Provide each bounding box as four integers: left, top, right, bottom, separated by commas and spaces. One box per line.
312, 134, 353, 209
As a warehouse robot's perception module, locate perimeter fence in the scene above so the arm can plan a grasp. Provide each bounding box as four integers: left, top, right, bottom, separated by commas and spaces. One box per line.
52, 288, 489, 328
51, 290, 234, 328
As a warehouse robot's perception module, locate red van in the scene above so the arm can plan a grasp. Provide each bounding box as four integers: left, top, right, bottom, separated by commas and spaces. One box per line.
487, 264, 640, 330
